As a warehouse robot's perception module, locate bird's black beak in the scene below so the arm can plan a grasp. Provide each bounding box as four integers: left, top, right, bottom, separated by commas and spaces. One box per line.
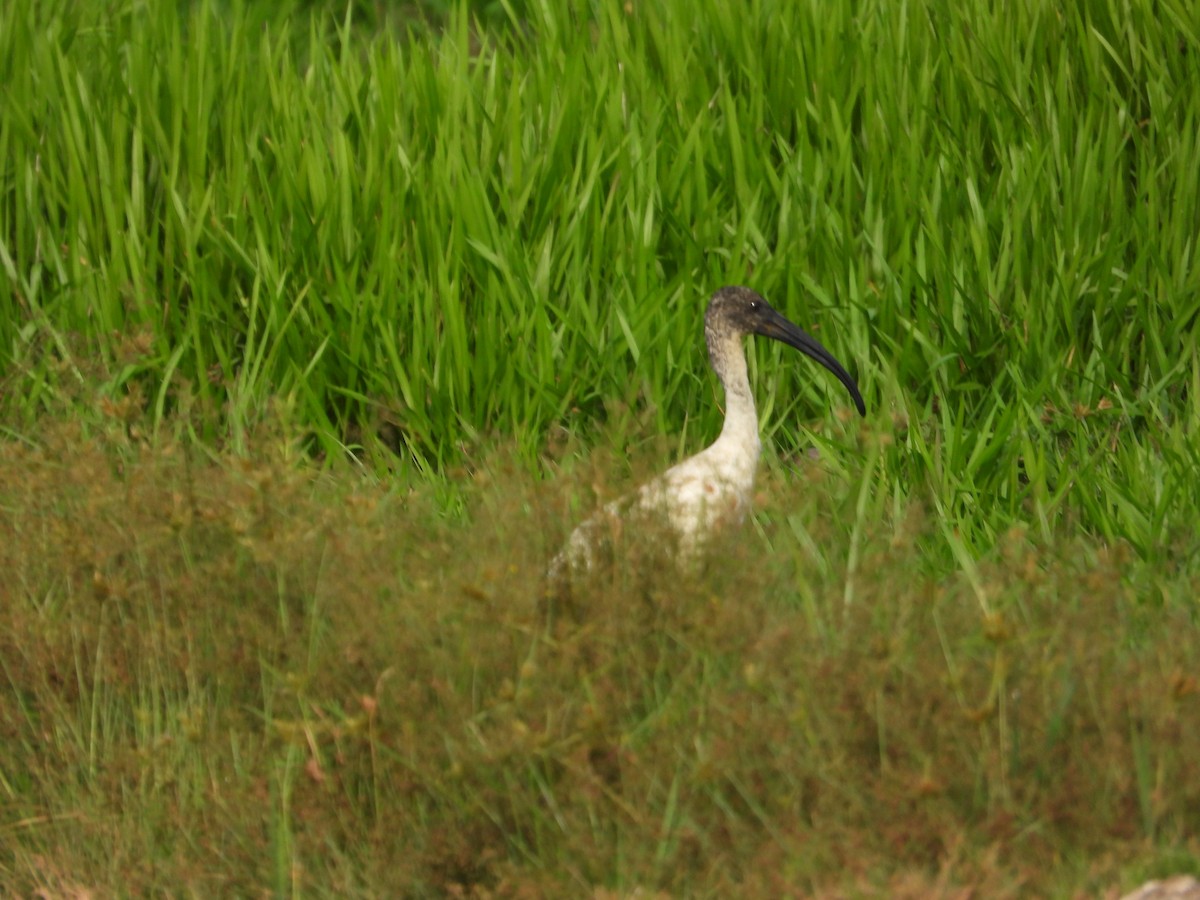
755, 309, 866, 416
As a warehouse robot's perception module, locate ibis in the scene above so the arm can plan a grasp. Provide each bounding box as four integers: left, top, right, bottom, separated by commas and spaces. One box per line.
548, 285, 865, 586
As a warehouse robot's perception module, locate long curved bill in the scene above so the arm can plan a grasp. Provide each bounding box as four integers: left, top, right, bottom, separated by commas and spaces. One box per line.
755, 309, 866, 416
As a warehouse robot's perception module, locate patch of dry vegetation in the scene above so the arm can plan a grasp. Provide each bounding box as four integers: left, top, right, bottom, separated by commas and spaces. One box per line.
1, 419, 1197, 896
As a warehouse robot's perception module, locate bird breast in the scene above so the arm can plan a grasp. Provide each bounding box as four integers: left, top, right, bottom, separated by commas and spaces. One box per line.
643, 438, 758, 542
547, 438, 759, 585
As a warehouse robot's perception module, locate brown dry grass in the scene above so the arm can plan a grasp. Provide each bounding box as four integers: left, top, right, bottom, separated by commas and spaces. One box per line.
1, 415, 1197, 897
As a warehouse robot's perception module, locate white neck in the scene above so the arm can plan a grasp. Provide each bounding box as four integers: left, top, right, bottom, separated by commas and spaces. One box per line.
709, 332, 762, 464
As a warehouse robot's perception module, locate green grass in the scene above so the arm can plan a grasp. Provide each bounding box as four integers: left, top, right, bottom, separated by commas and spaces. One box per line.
1, 0, 1199, 894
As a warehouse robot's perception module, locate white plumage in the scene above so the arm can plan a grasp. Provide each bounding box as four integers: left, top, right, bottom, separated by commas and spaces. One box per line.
549, 285, 865, 585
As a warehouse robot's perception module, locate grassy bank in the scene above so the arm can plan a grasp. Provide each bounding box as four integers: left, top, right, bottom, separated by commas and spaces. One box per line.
1, 0, 1198, 894
1, 419, 1197, 895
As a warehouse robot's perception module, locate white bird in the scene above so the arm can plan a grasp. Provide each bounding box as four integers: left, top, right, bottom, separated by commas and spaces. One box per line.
547, 285, 865, 588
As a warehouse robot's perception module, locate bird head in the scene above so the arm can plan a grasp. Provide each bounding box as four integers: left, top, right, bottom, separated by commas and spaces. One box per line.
705, 286, 866, 416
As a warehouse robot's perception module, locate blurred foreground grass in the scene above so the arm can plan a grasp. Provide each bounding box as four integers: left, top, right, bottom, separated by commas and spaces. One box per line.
1, 414, 1196, 896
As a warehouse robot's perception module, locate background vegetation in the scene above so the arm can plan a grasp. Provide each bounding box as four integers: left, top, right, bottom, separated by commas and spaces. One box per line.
1, 0, 1197, 895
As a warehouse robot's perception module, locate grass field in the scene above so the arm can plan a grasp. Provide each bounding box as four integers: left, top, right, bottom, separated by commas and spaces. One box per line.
2, 0, 1199, 895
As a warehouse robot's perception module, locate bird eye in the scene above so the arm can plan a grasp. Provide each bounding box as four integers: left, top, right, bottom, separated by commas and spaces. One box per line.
749, 300, 760, 311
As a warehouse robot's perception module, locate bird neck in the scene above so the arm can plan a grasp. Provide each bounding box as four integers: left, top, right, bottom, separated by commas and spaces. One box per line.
709, 332, 762, 461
